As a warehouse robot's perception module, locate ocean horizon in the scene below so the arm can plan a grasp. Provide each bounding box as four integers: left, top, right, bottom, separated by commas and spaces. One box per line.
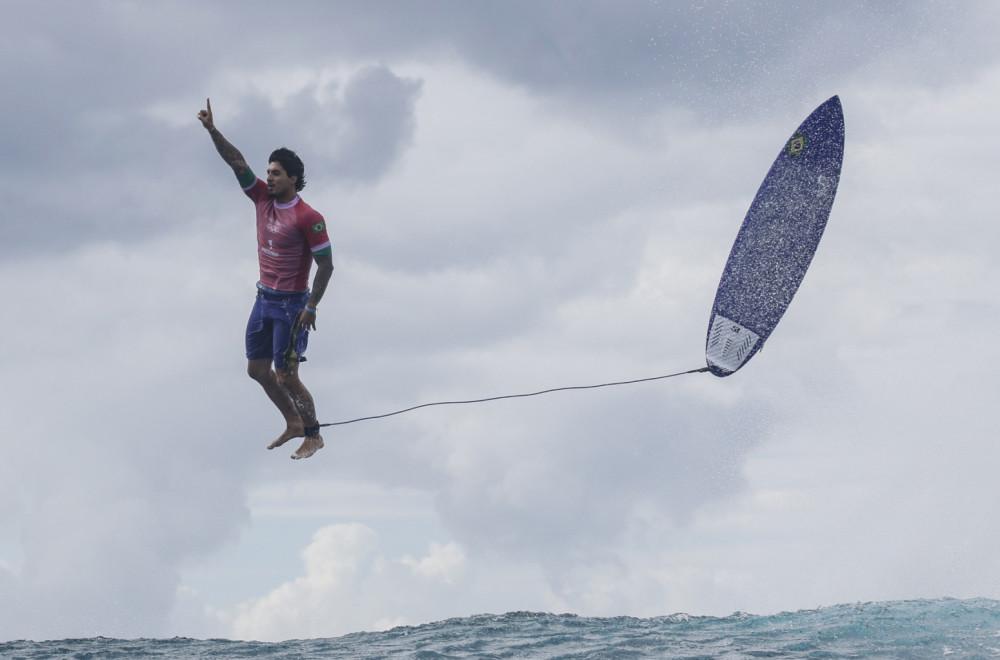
2, 597, 999, 659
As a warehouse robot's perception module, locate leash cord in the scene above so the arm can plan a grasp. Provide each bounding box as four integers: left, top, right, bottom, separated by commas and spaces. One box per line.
319, 366, 711, 428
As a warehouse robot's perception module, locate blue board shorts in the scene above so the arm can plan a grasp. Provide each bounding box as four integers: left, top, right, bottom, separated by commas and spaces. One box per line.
245, 286, 309, 369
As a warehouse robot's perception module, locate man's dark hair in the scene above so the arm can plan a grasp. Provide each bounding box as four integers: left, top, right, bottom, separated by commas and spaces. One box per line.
269, 147, 306, 192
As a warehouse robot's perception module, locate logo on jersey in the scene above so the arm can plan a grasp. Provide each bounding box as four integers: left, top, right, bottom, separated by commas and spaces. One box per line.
312, 222, 325, 233
261, 238, 280, 258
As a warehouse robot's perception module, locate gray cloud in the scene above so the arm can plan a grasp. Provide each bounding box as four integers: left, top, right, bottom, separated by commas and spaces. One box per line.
226, 64, 423, 185
4, 1, 993, 257
1, 69, 420, 256
328, 65, 423, 182
194, 1, 997, 117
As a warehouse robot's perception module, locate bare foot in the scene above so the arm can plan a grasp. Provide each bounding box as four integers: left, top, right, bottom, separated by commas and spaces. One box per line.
291, 434, 324, 460
267, 422, 304, 450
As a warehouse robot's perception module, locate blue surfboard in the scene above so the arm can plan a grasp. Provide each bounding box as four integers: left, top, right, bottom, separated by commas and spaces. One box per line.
706, 95, 845, 377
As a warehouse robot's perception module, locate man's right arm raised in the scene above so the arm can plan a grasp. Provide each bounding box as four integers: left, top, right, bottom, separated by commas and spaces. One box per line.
197, 98, 252, 183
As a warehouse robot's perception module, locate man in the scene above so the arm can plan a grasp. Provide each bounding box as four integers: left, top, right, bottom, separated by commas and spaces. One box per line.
197, 98, 334, 460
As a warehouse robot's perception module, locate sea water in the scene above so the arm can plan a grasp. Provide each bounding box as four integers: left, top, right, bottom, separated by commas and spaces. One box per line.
3, 598, 1000, 659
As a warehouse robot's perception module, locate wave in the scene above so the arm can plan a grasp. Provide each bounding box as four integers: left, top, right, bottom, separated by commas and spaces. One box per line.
3, 597, 999, 659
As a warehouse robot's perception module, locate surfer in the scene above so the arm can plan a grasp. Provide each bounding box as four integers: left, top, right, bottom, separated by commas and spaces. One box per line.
197, 98, 334, 459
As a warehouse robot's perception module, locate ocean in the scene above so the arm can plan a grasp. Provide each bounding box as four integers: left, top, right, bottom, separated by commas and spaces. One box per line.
2, 598, 999, 659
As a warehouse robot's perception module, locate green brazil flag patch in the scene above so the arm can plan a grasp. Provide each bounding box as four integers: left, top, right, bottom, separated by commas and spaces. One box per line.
312, 222, 325, 233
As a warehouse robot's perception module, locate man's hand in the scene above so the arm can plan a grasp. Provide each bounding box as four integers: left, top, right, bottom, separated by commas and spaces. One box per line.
297, 308, 317, 332
197, 98, 215, 131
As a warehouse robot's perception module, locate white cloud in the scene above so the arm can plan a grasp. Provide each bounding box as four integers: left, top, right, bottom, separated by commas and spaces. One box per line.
399, 541, 466, 585
229, 524, 378, 640
227, 524, 470, 640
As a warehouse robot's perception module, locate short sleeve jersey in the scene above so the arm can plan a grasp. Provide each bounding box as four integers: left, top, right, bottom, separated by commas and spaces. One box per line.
243, 177, 331, 292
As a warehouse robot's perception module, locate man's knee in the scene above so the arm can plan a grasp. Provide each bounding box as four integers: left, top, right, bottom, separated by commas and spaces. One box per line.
274, 367, 302, 389
247, 359, 272, 382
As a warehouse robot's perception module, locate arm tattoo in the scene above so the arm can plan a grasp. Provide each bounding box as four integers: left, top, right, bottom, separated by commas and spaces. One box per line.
307, 254, 335, 309
209, 128, 249, 176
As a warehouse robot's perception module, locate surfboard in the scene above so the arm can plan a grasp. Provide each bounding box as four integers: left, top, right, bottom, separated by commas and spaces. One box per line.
706, 95, 845, 377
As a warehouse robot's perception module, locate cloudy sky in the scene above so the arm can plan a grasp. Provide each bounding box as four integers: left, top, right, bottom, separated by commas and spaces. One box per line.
2, 0, 1000, 643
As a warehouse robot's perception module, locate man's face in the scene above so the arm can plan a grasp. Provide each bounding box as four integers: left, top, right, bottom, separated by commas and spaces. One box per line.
266, 162, 297, 202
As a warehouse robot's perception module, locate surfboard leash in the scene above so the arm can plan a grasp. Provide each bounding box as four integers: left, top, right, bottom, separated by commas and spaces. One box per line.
319, 366, 711, 428
282, 312, 310, 366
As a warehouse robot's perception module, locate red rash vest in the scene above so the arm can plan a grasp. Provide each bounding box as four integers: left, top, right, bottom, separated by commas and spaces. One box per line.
243, 178, 331, 292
